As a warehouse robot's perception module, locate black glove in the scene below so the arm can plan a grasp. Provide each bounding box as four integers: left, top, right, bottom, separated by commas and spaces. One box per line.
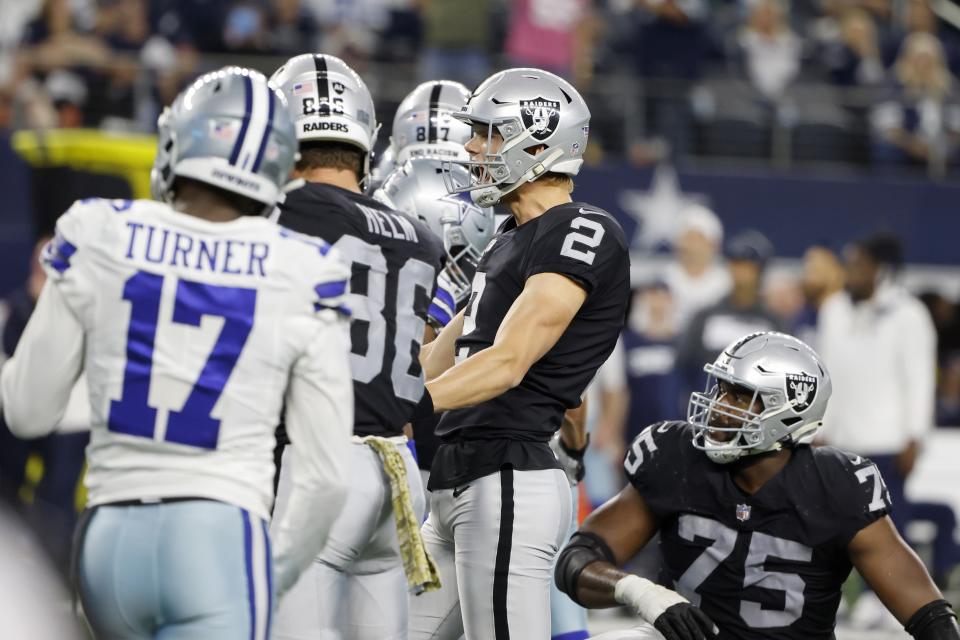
654, 602, 719, 640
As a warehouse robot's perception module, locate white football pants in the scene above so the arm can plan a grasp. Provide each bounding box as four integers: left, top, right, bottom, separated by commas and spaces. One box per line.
273, 440, 425, 640
409, 466, 571, 640
589, 623, 665, 639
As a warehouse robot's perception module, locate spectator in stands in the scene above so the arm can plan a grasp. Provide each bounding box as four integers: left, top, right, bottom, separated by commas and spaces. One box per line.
762, 268, 805, 329
662, 203, 731, 331
18, 0, 111, 74
583, 339, 630, 508
818, 233, 935, 533
732, 0, 803, 103
818, 233, 958, 624
268, 0, 321, 55
883, 0, 960, 73
822, 8, 885, 88
44, 69, 86, 127
417, 0, 492, 89
794, 242, 845, 346
677, 228, 783, 393
623, 281, 683, 441
939, 355, 960, 426
505, 0, 597, 86
871, 32, 960, 169
222, 1, 270, 53
629, 0, 708, 159
919, 290, 960, 364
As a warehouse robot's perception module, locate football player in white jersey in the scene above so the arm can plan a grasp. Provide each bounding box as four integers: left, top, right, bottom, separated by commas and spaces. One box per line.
0, 67, 353, 640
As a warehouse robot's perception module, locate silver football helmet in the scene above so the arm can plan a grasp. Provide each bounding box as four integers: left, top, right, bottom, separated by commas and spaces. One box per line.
375, 158, 495, 301
688, 331, 832, 465
391, 80, 472, 164
446, 68, 590, 207
270, 53, 379, 180
368, 143, 397, 191
150, 66, 297, 216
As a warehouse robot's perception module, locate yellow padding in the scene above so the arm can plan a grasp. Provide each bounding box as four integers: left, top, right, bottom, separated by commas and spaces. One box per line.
12, 128, 157, 199
359, 436, 441, 594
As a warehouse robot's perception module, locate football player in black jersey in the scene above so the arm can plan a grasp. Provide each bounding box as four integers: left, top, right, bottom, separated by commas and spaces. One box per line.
266, 54, 447, 640
556, 331, 960, 640
408, 68, 631, 640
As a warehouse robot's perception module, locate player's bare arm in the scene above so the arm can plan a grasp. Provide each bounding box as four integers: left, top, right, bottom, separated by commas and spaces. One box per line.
425, 271, 586, 412
561, 398, 589, 449
557, 483, 718, 640
1, 279, 84, 436
420, 308, 465, 380
567, 484, 658, 607
849, 516, 960, 638
551, 397, 590, 484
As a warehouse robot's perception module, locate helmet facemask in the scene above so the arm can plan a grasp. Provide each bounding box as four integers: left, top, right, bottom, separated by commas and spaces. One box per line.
687, 364, 764, 464
442, 116, 563, 207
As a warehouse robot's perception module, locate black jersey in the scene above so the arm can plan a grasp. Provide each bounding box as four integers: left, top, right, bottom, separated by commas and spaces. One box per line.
624, 421, 893, 640
278, 182, 444, 437
429, 203, 630, 489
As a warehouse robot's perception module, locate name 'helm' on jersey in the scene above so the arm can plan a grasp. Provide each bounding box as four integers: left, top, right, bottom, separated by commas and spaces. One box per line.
391, 80, 472, 164
446, 67, 590, 207
150, 66, 297, 216
270, 53, 379, 181
688, 331, 832, 465
375, 158, 495, 301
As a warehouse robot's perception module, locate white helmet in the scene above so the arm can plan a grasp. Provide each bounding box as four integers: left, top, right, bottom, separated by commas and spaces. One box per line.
391, 80, 472, 164
446, 67, 590, 207
150, 66, 297, 216
375, 158, 495, 301
270, 53, 378, 179
688, 331, 833, 464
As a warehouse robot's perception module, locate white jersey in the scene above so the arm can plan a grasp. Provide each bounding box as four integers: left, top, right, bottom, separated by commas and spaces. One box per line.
1, 198, 355, 592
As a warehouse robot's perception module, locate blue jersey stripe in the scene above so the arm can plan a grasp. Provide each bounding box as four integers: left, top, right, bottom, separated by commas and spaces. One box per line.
230, 75, 254, 166
315, 280, 347, 299
45, 236, 78, 273
428, 302, 452, 327
434, 286, 456, 311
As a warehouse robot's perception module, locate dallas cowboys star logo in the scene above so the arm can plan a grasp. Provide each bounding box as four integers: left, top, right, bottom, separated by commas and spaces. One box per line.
619, 164, 709, 253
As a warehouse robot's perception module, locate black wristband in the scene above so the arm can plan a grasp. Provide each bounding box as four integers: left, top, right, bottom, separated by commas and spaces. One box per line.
559, 432, 590, 460
906, 599, 960, 640
413, 388, 435, 421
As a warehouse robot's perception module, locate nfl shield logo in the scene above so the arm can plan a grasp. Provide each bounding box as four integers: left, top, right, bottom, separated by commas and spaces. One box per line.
736, 504, 751, 522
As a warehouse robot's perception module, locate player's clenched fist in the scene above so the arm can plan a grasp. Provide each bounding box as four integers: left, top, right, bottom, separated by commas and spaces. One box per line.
614, 575, 718, 640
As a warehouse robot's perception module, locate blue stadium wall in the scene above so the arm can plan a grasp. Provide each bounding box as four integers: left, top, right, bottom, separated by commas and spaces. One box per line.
1, 133, 958, 297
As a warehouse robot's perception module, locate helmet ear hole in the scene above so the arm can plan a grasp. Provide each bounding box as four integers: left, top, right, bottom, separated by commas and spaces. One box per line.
523, 144, 546, 156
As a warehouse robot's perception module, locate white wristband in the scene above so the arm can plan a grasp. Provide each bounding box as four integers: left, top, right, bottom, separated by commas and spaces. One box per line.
614, 574, 689, 623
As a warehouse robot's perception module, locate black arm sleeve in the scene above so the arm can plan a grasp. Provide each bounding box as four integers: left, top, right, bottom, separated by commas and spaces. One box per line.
905, 600, 960, 640
554, 531, 616, 605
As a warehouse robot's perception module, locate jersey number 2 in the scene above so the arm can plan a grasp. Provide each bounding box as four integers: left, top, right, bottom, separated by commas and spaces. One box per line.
560, 215, 604, 265
108, 270, 255, 449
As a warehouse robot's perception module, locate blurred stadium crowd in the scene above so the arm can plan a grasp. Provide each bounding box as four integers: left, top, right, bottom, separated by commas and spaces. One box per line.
3, 0, 960, 173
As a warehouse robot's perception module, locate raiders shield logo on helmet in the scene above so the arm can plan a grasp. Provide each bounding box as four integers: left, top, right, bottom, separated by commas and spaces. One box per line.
786, 373, 817, 411
520, 97, 560, 141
